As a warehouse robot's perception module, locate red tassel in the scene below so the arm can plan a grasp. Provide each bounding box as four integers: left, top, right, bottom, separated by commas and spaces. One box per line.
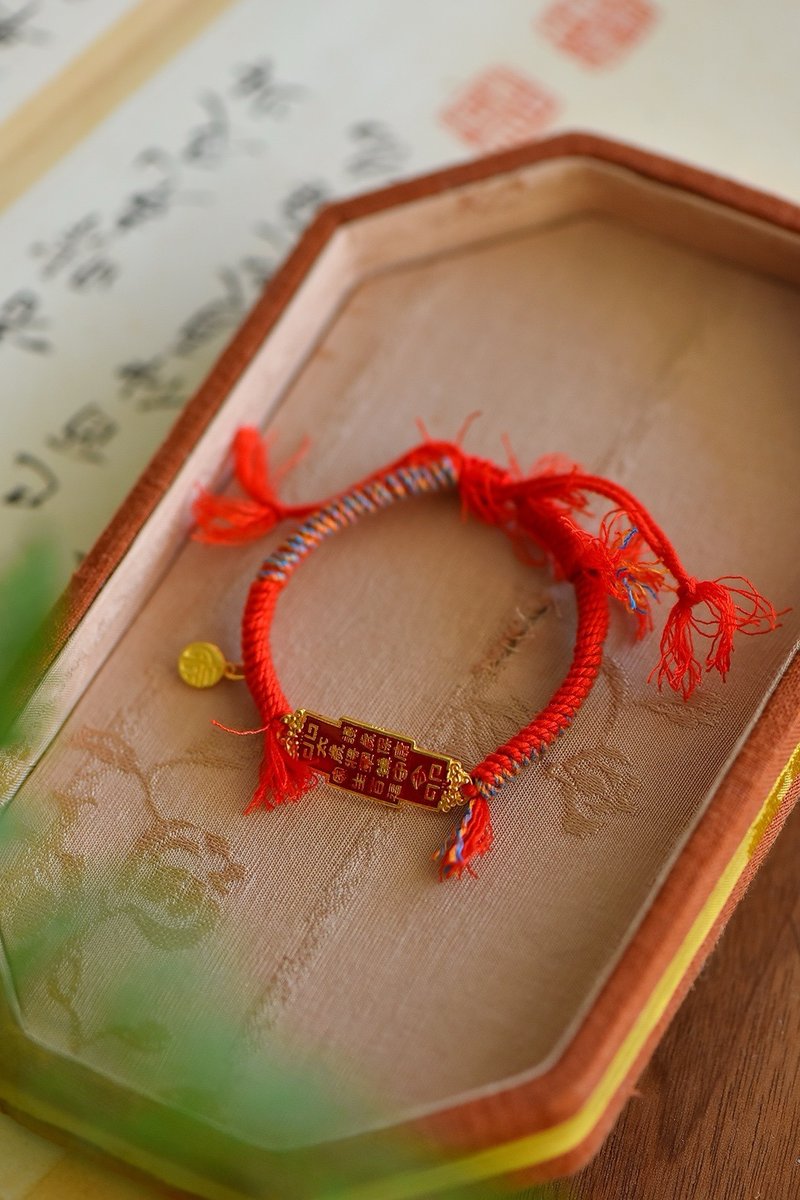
458, 454, 557, 570
435, 796, 494, 880
594, 511, 668, 636
457, 455, 509, 528
243, 716, 318, 812
654, 576, 779, 699
527, 452, 592, 517
193, 427, 312, 544
225, 578, 319, 810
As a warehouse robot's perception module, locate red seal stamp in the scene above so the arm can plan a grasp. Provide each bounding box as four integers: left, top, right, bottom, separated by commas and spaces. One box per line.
538, 0, 658, 68
440, 66, 559, 153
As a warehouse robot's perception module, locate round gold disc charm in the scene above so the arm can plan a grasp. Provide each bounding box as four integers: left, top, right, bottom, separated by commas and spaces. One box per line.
178, 642, 227, 688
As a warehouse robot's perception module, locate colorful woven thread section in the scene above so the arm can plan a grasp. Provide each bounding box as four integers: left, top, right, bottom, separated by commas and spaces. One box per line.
258, 458, 458, 583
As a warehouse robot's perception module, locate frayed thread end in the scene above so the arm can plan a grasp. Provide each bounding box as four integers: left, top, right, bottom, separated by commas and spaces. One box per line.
652, 575, 780, 700
193, 426, 310, 545
596, 512, 668, 637
435, 795, 493, 881
242, 716, 318, 812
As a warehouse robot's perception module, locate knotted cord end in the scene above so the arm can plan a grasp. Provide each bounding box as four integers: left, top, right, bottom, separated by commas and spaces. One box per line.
652, 575, 780, 700
193, 426, 311, 545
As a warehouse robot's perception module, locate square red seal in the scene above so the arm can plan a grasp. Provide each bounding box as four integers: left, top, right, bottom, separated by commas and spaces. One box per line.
440, 66, 559, 153
538, 0, 658, 68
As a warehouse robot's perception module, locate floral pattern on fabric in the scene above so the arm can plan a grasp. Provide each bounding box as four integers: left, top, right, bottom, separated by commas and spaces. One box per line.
0, 719, 248, 1054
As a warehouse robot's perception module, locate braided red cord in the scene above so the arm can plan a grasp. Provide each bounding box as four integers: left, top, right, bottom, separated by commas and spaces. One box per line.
193, 428, 780, 880
468, 569, 609, 799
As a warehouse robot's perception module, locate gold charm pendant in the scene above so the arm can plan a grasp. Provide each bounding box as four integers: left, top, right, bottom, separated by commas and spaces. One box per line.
177, 642, 244, 688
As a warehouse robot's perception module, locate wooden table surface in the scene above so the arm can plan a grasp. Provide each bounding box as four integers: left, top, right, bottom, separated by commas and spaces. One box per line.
2, 804, 797, 1200
545, 800, 800, 1200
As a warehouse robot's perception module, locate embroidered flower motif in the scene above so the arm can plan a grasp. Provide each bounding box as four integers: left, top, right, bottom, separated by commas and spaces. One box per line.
60, 723, 250, 952
118, 818, 246, 950
0, 720, 250, 1054
639, 686, 722, 729
0, 821, 82, 941
551, 746, 641, 836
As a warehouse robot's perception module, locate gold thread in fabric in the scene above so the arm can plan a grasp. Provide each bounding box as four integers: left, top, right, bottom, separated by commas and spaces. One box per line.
747, 742, 800, 857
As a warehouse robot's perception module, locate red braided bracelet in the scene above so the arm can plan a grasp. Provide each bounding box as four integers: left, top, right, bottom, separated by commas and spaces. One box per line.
179, 427, 780, 880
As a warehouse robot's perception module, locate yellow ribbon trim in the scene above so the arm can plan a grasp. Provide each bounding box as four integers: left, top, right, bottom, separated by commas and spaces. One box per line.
342, 742, 800, 1200
0, 0, 238, 215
